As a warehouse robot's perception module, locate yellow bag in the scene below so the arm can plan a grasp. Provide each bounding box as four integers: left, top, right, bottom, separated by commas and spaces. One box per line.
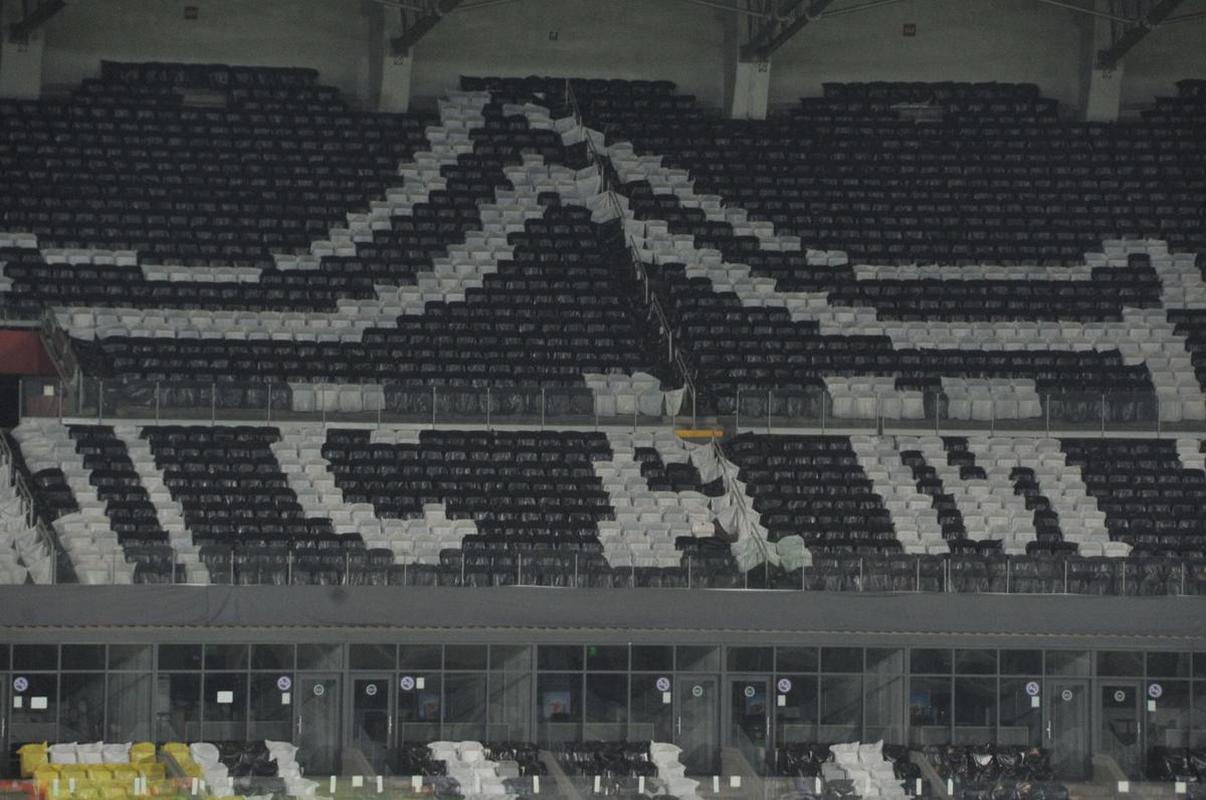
102, 787, 128, 800
109, 766, 138, 784
129, 743, 157, 767
18, 743, 49, 778
75, 785, 101, 800
136, 764, 165, 781
33, 764, 60, 788
84, 767, 112, 783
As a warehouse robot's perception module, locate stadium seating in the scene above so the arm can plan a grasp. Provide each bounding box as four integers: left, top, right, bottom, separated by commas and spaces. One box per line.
9, 417, 1206, 592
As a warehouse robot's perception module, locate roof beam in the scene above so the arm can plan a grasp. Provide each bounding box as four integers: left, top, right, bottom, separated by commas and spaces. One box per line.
390, 0, 463, 56
1097, 0, 1188, 70
9, 0, 66, 41
742, 0, 840, 60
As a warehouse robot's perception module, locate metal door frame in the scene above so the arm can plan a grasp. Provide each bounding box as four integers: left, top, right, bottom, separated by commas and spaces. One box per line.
724, 674, 773, 770
1044, 678, 1091, 781
1096, 678, 1144, 778
346, 673, 396, 771
675, 674, 720, 775
294, 672, 342, 775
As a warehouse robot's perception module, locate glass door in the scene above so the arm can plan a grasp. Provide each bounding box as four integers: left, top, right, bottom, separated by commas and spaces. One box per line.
297, 674, 341, 776
1045, 679, 1089, 780
349, 675, 395, 774
676, 676, 718, 775
1100, 681, 1143, 778
727, 677, 771, 775
1, 675, 8, 778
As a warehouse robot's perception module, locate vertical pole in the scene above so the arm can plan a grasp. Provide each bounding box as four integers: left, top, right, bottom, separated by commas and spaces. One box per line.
1101, 393, 1107, 437
541, 387, 546, 430
593, 388, 598, 432
97, 379, 103, 423
155, 382, 161, 424
210, 381, 216, 425
736, 388, 741, 432
432, 386, 437, 430
934, 391, 940, 436
1045, 394, 1050, 437
691, 386, 697, 429
267, 382, 273, 424
17, 377, 23, 422
58, 379, 63, 420
766, 389, 771, 435
632, 394, 637, 433
821, 388, 827, 434
486, 387, 491, 431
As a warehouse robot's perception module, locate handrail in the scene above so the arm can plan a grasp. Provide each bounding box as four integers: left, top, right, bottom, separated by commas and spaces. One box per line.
39, 307, 79, 384
0, 431, 59, 583
708, 437, 775, 567
564, 80, 700, 412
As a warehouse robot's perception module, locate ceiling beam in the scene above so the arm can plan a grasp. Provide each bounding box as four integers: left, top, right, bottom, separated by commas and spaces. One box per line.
1097, 0, 1188, 70
9, 0, 66, 41
742, 0, 840, 60
390, 0, 463, 56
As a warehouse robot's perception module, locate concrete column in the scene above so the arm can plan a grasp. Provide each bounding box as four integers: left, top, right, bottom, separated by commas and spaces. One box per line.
730, 60, 771, 120
377, 6, 414, 113
0, 1, 47, 99
1081, 0, 1122, 121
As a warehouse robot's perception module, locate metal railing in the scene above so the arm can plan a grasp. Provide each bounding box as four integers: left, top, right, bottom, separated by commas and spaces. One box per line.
564, 80, 700, 423
0, 430, 60, 584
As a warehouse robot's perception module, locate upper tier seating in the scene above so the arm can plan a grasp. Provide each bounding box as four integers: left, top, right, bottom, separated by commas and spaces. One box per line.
457, 77, 1206, 424
12, 420, 1206, 593
0, 64, 675, 415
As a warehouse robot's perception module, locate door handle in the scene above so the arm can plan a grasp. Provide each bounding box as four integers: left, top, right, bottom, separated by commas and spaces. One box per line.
297, 713, 303, 736
388, 714, 394, 740
676, 715, 682, 736
1045, 720, 1052, 741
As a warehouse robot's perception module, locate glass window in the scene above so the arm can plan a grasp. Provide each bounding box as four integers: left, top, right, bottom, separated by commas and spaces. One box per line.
350, 644, 396, 670
1045, 650, 1090, 676
251, 645, 294, 671
999, 678, 1041, 746
298, 643, 343, 670
630, 674, 673, 742
911, 649, 952, 674
62, 645, 105, 671
677, 646, 719, 672
109, 645, 152, 672
822, 648, 862, 674
586, 673, 628, 738
538, 646, 583, 672
1195, 654, 1206, 679
490, 645, 531, 672
398, 674, 441, 745
777, 647, 818, 673
1192, 681, 1206, 747
397, 645, 441, 671
203, 673, 248, 740
204, 644, 249, 671
444, 674, 487, 740
1098, 651, 1144, 677
59, 673, 106, 741
586, 645, 628, 671
954, 677, 997, 743
909, 677, 951, 746
159, 644, 203, 671
0, 644, 8, 670
156, 673, 201, 742
1148, 652, 1191, 678
488, 671, 531, 741
445, 645, 487, 671
728, 647, 773, 672
819, 675, 861, 741
249, 673, 293, 741
1149, 679, 1189, 748
9, 673, 57, 744
865, 649, 904, 676
955, 649, 996, 675
865, 673, 904, 744
632, 646, 672, 672
13, 644, 57, 671
775, 674, 819, 744
1000, 650, 1042, 675
108, 672, 152, 741
537, 673, 582, 744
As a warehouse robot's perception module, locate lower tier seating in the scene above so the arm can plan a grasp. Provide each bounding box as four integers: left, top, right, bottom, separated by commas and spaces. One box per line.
10, 421, 1206, 592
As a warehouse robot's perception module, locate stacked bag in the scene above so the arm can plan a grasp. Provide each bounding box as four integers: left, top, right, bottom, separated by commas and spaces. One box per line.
827, 742, 909, 800
427, 741, 512, 798
922, 745, 1067, 800
649, 742, 699, 800
17, 742, 169, 800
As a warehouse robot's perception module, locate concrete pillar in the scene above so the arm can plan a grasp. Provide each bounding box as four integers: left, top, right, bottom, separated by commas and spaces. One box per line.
1081, 0, 1122, 121
377, 7, 413, 113
730, 60, 771, 120
0, 1, 47, 99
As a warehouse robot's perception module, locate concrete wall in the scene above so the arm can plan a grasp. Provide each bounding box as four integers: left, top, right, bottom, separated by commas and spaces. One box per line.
1120, 20, 1206, 113
39, 0, 376, 105
768, 0, 1091, 113
411, 0, 730, 110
